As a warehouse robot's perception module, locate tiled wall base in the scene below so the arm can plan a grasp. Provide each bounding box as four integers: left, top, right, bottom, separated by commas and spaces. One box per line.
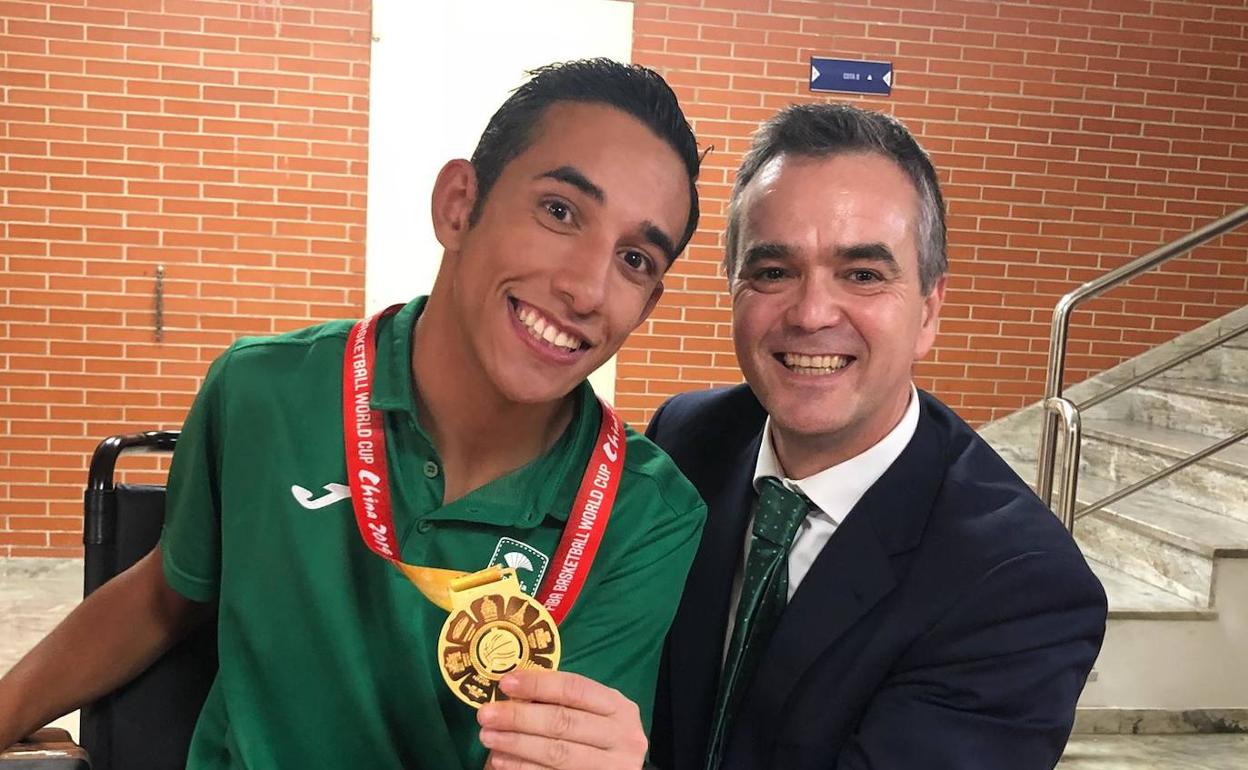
1075, 708, 1248, 735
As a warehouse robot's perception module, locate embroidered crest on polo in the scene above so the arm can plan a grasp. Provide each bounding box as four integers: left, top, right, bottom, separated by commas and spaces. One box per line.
488, 538, 550, 597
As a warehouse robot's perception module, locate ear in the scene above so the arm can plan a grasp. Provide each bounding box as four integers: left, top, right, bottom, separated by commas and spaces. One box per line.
430, 159, 478, 252
637, 282, 665, 326
914, 274, 946, 360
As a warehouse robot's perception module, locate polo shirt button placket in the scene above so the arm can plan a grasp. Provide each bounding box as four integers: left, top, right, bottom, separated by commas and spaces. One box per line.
423, 461, 439, 479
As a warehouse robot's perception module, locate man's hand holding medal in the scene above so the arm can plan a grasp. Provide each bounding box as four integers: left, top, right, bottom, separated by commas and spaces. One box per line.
478, 669, 649, 770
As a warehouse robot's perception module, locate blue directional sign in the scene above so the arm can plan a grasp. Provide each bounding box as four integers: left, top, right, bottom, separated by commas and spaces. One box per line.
810, 57, 893, 96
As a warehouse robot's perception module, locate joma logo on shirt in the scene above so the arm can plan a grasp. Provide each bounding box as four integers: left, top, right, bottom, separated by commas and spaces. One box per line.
290, 483, 351, 510
489, 537, 550, 597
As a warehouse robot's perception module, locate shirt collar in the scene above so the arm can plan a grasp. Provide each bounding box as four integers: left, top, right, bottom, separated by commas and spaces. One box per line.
753, 384, 920, 525
456, 382, 600, 524
370, 295, 427, 416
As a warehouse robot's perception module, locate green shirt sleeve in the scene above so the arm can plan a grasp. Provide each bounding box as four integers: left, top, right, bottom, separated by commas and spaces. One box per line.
558, 478, 706, 733
160, 345, 233, 602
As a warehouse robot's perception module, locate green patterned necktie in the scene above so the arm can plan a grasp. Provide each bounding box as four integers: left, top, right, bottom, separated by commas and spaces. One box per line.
705, 476, 811, 770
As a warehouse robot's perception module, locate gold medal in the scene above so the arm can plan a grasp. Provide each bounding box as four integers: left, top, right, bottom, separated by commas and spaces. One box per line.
403, 564, 561, 709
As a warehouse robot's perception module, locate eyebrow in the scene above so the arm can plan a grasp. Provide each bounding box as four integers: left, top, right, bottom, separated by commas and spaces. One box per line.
739, 241, 900, 270
644, 222, 677, 265
740, 242, 791, 268
838, 242, 898, 267
537, 166, 604, 203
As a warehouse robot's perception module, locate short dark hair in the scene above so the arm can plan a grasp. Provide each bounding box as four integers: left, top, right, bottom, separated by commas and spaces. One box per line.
469, 58, 701, 258
725, 103, 947, 294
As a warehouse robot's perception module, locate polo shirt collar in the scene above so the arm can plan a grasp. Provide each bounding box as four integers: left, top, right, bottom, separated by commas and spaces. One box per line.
459, 382, 600, 524
370, 295, 426, 417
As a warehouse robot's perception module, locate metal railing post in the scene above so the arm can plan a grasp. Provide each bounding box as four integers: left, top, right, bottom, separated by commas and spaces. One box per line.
1042, 397, 1082, 532
1036, 293, 1078, 507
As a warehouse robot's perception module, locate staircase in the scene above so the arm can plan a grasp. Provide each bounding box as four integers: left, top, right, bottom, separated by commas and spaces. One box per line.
980, 305, 1248, 713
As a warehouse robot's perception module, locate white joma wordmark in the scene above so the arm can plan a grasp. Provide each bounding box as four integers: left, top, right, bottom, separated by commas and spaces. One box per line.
290, 483, 352, 510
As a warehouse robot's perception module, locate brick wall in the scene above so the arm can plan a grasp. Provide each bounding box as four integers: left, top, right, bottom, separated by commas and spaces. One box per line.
617, 0, 1248, 427
4, 0, 1247, 556
0, 0, 370, 556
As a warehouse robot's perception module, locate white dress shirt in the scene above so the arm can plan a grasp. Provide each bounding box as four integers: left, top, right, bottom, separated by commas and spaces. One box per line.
725, 385, 920, 650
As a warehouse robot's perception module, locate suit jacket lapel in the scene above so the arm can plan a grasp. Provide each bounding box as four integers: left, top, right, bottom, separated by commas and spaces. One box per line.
738, 399, 948, 744
668, 429, 762, 769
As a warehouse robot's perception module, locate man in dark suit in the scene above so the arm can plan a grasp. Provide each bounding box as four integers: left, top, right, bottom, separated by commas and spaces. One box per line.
476, 104, 1106, 770
643, 104, 1107, 770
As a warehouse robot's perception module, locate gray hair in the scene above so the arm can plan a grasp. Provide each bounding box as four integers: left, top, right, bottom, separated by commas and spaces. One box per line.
724, 103, 948, 294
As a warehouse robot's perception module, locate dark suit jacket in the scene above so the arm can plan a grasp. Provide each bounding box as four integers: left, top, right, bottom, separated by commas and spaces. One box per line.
646, 385, 1107, 770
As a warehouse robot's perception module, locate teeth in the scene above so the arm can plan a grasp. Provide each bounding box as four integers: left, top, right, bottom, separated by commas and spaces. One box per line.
513, 301, 582, 353
782, 353, 850, 374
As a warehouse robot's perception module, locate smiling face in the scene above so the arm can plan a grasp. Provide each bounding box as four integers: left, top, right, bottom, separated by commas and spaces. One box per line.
730, 151, 946, 474
430, 101, 691, 406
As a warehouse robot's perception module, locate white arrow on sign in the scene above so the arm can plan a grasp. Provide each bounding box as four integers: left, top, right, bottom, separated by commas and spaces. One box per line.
884, 70, 893, 87
811, 63, 821, 83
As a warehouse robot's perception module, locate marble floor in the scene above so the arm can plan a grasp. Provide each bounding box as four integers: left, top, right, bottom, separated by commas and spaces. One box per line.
1060, 735, 1248, 769
0, 558, 81, 738
1, 558, 1246, 768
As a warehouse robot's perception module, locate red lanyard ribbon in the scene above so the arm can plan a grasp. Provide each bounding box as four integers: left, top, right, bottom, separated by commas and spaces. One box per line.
342, 304, 623, 624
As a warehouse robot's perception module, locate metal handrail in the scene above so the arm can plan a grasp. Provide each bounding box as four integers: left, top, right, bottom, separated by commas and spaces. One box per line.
1077, 324, 1248, 412
1042, 397, 1081, 531
1036, 204, 1248, 509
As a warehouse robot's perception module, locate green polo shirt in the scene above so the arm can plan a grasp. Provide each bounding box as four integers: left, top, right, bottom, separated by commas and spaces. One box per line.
160, 296, 705, 770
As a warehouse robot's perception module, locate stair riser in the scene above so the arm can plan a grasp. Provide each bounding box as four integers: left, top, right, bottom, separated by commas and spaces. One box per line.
1168, 342, 1248, 385
1079, 558, 1248, 710
1220, 343, 1248, 385
1127, 386, 1248, 440
1169, 353, 1223, 382
1075, 514, 1212, 606
1073, 707, 1248, 735
1079, 435, 1248, 522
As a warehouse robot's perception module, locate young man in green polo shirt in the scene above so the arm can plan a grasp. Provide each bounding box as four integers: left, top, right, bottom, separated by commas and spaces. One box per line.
0, 59, 706, 769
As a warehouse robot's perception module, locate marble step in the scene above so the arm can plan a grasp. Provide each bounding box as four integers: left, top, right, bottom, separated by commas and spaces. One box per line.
1080, 418, 1248, 522
1169, 329, 1248, 385
1073, 475, 1248, 606
1219, 335, 1248, 384
1223, 327, 1248, 351
1003, 459, 1218, 616
1123, 378, 1248, 440
1057, 734, 1248, 769
1085, 557, 1212, 621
